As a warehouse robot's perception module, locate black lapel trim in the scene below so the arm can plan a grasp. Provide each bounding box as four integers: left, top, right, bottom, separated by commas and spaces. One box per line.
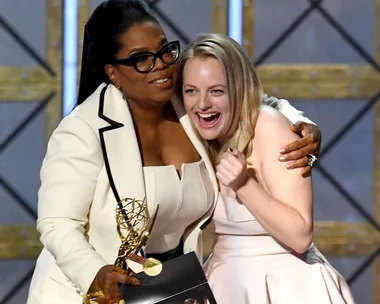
97, 84, 213, 232
98, 85, 124, 203
200, 214, 213, 230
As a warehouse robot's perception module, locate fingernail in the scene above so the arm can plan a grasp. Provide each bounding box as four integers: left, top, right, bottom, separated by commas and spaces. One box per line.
279, 156, 286, 161
279, 149, 285, 153
286, 164, 291, 169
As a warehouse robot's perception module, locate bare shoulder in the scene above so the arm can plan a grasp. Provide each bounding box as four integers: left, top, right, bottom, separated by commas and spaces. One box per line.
256, 105, 291, 130
254, 105, 300, 149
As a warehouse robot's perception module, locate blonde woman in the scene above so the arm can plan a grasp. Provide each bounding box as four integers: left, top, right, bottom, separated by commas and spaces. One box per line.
176, 33, 355, 304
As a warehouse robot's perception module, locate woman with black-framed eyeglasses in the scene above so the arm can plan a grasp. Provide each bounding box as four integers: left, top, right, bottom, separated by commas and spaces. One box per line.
27, 1, 321, 303
111, 40, 180, 73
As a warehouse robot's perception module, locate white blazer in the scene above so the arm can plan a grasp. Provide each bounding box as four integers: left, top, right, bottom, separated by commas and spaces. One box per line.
27, 84, 314, 303
27, 84, 219, 303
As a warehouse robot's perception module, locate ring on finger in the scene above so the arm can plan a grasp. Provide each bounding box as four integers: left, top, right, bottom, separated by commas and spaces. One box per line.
306, 154, 318, 168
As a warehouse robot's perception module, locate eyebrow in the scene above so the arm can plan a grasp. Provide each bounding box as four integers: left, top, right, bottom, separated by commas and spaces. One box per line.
209, 84, 226, 89
128, 38, 168, 55
183, 84, 226, 89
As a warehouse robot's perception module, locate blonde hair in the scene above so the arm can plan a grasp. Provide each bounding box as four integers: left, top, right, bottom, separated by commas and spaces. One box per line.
176, 33, 264, 162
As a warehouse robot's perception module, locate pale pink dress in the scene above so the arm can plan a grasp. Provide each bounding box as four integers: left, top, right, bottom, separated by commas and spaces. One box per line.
205, 194, 356, 304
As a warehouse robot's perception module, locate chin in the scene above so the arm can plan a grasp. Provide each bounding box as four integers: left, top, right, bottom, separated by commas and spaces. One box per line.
196, 129, 218, 141
153, 88, 175, 104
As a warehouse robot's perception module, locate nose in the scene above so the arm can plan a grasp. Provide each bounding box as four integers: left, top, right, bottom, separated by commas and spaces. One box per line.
152, 56, 167, 71
198, 94, 212, 111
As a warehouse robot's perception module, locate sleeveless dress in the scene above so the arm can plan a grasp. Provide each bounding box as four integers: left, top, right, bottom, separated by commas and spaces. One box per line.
205, 194, 355, 304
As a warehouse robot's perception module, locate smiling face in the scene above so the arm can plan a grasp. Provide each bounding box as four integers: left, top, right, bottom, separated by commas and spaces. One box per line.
182, 57, 231, 143
105, 21, 177, 108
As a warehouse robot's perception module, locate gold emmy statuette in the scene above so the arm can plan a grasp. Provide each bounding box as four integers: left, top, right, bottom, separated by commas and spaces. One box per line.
83, 198, 159, 304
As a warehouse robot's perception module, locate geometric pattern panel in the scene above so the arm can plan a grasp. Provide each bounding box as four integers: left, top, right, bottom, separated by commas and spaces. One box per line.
254, 0, 375, 64
328, 256, 373, 304
1, 0, 377, 302
0, 0, 63, 303
150, 0, 213, 46
0, 260, 34, 304
0, 0, 47, 67
0, 187, 36, 225
0, 101, 46, 223
259, 11, 368, 64
0, 102, 42, 142
290, 100, 374, 222
0, 102, 46, 221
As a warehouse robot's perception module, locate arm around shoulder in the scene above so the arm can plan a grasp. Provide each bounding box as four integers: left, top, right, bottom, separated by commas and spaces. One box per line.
264, 96, 316, 125
37, 114, 107, 293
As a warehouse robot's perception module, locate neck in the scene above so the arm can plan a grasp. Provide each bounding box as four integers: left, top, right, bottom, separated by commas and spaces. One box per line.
127, 99, 168, 127
217, 134, 229, 147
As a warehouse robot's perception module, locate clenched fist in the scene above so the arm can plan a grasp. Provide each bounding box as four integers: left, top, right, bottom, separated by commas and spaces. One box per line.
216, 149, 249, 192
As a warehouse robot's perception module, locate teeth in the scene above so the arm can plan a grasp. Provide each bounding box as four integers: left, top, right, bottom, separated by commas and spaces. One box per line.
153, 78, 168, 84
198, 113, 218, 118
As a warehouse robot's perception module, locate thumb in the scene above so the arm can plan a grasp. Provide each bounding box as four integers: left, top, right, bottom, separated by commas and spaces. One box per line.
228, 147, 238, 155
228, 147, 241, 159
229, 148, 246, 162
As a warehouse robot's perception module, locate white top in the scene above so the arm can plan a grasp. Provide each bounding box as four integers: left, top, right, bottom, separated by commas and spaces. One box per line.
144, 159, 214, 253
213, 193, 268, 236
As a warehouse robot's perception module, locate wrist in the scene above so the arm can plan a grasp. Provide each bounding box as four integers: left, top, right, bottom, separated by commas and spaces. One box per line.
235, 176, 256, 196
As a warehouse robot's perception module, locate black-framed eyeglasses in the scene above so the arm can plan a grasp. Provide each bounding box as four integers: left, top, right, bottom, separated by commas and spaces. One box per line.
112, 40, 180, 73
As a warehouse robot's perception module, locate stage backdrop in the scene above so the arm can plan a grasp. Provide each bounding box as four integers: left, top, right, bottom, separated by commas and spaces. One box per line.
0, 0, 379, 303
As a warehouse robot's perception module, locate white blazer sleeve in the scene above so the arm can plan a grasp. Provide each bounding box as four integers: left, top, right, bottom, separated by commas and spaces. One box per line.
263, 94, 316, 125
37, 114, 107, 293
